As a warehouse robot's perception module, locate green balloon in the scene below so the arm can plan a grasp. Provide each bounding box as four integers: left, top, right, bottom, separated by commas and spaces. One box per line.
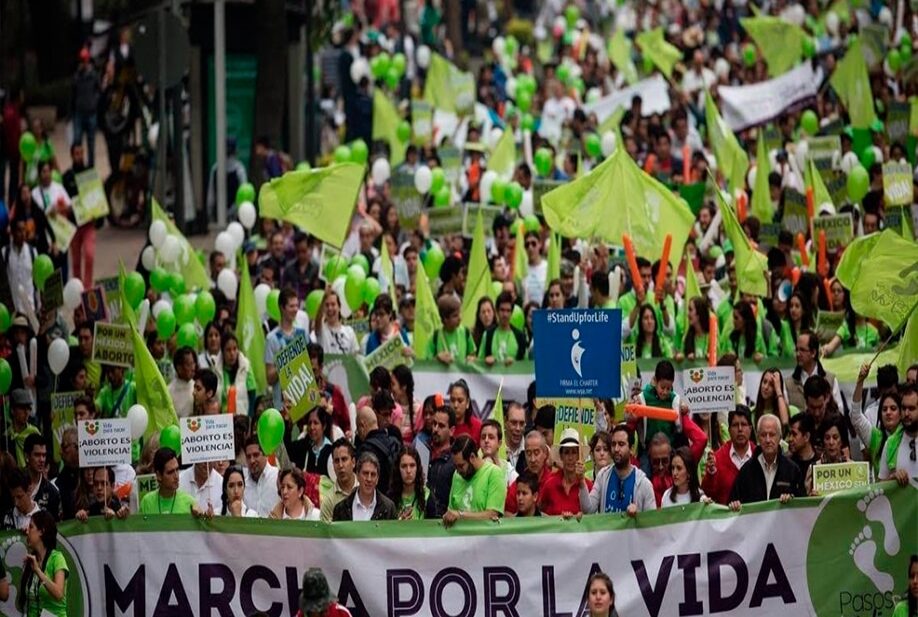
557, 64, 571, 85
642, 55, 654, 73
889, 48, 902, 72
562, 31, 574, 46
743, 43, 757, 67
518, 74, 536, 95
370, 55, 386, 79
801, 110, 819, 136
859, 146, 876, 169
565, 4, 580, 28
397, 121, 411, 143
392, 52, 407, 76
324, 255, 349, 281
19, 132, 37, 160
156, 307, 177, 341
159, 425, 182, 453
521, 113, 535, 132
516, 90, 532, 113
267, 289, 281, 322
524, 214, 541, 233
296, 161, 310, 172
124, 272, 146, 309
505, 35, 519, 57
32, 254, 53, 288
505, 182, 524, 209
350, 253, 370, 276
363, 277, 381, 306
846, 165, 870, 202
236, 182, 256, 205
257, 408, 285, 455
195, 291, 216, 324
0, 358, 11, 395
430, 168, 446, 194
491, 179, 507, 204
345, 265, 367, 310
176, 322, 198, 349
510, 304, 525, 331
334, 145, 352, 163
434, 185, 451, 207
174, 294, 196, 325
150, 267, 169, 293
900, 43, 913, 63
901, 34, 913, 50
585, 133, 602, 158
0, 304, 11, 334
168, 271, 185, 296
424, 244, 445, 281
534, 148, 553, 177
305, 289, 324, 321
385, 66, 401, 89
802, 37, 816, 59
351, 139, 369, 164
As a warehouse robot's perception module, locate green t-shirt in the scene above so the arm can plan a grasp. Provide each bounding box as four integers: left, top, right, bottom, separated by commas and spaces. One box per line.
26, 549, 68, 617
479, 327, 520, 363
95, 380, 137, 418
140, 489, 198, 515
835, 321, 879, 350
398, 487, 430, 520
10, 424, 41, 468
448, 461, 507, 514
428, 325, 476, 361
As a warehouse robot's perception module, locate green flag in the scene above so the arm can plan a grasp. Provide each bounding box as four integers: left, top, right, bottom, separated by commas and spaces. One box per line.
423, 53, 475, 115
541, 146, 695, 268
705, 90, 749, 193
461, 210, 492, 329
740, 17, 805, 77
804, 157, 834, 212
830, 39, 877, 129
836, 230, 918, 331
681, 252, 702, 340
488, 127, 516, 178
493, 378, 506, 460
117, 261, 137, 327
714, 187, 769, 297
636, 28, 682, 79
513, 219, 528, 283
547, 231, 561, 283
372, 89, 407, 167
119, 263, 177, 437
151, 199, 211, 292
609, 29, 639, 85
259, 164, 364, 248
236, 256, 268, 394
381, 243, 397, 307
413, 263, 442, 356
898, 306, 918, 374
750, 132, 774, 222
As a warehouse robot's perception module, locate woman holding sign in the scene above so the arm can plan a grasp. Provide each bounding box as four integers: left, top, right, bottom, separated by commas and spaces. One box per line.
18, 511, 68, 617
805, 416, 850, 495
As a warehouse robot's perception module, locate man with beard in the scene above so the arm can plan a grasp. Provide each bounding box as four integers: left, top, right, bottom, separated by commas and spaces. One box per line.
426, 405, 456, 517
442, 435, 507, 527
579, 424, 655, 516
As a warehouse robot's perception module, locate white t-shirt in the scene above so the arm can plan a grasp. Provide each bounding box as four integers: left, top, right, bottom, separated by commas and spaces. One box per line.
31, 182, 71, 214
178, 467, 223, 512
660, 487, 705, 507
283, 505, 321, 521
244, 463, 280, 517
314, 322, 359, 355
523, 260, 548, 307
878, 432, 917, 481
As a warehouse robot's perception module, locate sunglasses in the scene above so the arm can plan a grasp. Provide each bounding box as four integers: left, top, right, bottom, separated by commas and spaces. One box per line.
525, 240, 539, 248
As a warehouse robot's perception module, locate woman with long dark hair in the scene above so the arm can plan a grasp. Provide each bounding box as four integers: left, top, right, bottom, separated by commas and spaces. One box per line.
821, 284, 879, 356
753, 368, 794, 428
678, 296, 711, 361
806, 415, 850, 494
449, 379, 481, 444
780, 291, 813, 358
544, 278, 566, 310
389, 447, 438, 519
661, 447, 709, 507
472, 296, 496, 347
391, 364, 418, 443
220, 332, 256, 416
269, 468, 320, 520
631, 304, 672, 359
286, 407, 334, 477
852, 364, 903, 473
586, 572, 617, 617
220, 465, 259, 517
19, 511, 68, 616
199, 322, 223, 371
726, 301, 764, 361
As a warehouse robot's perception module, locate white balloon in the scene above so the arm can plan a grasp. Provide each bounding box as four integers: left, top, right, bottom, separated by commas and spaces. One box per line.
479, 170, 497, 205
492, 37, 506, 58
227, 222, 245, 249
217, 268, 238, 300
871, 145, 884, 165
159, 235, 181, 264
63, 278, 84, 311
350, 57, 370, 84
141, 245, 156, 271
714, 57, 731, 80
371, 158, 391, 186
48, 338, 70, 376
533, 24, 547, 41
331, 275, 352, 319
416, 45, 431, 69
747, 166, 758, 189
489, 128, 504, 150
601, 131, 617, 157
519, 190, 534, 217
840, 151, 860, 175
414, 165, 433, 194
149, 220, 167, 248
237, 201, 257, 230
825, 11, 840, 36
878, 6, 893, 27
254, 283, 271, 316
127, 404, 149, 440
152, 299, 171, 319
215, 231, 235, 259
505, 77, 517, 99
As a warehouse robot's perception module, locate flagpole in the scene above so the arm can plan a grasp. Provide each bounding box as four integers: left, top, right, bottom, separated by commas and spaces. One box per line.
863, 299, 918, 367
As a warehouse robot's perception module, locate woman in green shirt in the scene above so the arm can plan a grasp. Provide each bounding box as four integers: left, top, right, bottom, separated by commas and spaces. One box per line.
821, 308, 880, 357
479, 292, 527, 365
676, 297, 711, 362
630, 303, 673, 359
19, 511, 68, 617
779, 292, 813, 358
723, 301, 765, 362
389, 447, 437, 519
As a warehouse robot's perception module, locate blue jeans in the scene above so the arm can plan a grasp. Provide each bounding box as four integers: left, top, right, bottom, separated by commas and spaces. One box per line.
72, 111, 97, 167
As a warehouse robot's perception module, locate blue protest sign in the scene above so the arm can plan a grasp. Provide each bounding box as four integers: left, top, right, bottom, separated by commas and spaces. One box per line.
533, 309, 622, 398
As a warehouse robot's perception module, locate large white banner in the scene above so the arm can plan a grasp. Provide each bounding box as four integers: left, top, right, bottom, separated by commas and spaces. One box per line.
585, 74, 672, 123
4, 483, 912, 617
717, 63, 824, 131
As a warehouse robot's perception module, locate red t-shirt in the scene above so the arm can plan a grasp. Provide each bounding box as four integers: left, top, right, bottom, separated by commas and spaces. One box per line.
296, 603, 352, 617
452, 415, 482, 446
505, 467, 556, 514
540, 472, 593, 515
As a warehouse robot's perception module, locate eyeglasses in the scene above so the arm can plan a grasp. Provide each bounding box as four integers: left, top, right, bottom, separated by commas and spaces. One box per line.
525, 241, 539, 248
651, 457, 670, 468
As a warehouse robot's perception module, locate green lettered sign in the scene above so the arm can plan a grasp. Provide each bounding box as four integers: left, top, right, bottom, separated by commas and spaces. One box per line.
390, 170, 423, 231
812, 213, 853, 250
882, 162, 913, 206
92, 322, 134, 367
462, 203, 502, 238
411, 100, 433, 146
363, 335, 408, 374
275, 333, 321, 422
782, 189, 809, 236
887, 101, 910, 144
51, 391, 81, 461
812, 461, 869, 494
74, 168, 111, 226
